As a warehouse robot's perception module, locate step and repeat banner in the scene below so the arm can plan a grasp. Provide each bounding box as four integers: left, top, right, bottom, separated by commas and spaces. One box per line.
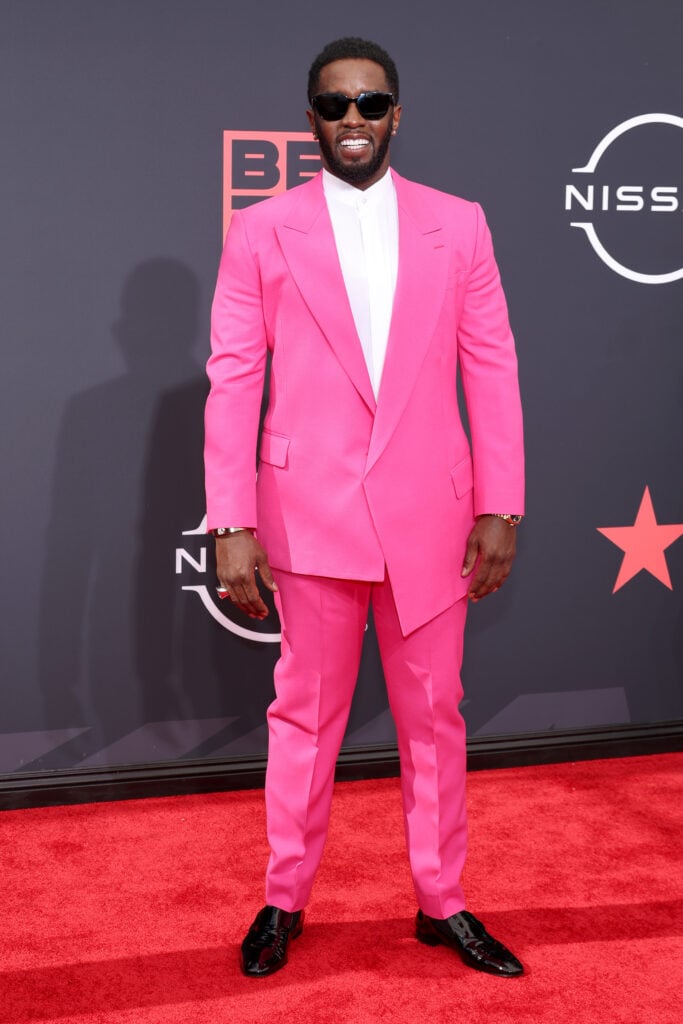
2, 1, 681, 775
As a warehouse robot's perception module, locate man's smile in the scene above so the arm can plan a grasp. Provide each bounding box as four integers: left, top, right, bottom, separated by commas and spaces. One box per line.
339, 136, 371, 152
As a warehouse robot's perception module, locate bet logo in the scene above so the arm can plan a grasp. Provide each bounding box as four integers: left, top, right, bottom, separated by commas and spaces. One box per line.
223, 130, 321, 238
175, 515, 281, 643
565, 113, 683, 284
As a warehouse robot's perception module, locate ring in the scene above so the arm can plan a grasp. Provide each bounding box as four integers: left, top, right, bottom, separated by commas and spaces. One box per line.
216, 587, 230, 601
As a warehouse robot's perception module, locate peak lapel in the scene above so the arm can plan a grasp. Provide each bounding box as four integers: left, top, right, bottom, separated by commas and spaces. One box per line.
367, 173, 449, 471
275, 175, 376, 413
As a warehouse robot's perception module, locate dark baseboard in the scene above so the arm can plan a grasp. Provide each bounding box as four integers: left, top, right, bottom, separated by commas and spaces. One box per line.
1, 721, 681, 811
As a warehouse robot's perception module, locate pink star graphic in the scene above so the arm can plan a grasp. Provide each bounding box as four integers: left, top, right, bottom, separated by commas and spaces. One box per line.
598, 486, 683, 592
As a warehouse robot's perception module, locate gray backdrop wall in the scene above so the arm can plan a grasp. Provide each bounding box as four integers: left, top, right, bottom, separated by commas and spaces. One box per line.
2, 0, 682, 781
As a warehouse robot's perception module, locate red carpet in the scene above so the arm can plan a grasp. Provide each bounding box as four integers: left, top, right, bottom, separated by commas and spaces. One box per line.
1, 754, 681, 1023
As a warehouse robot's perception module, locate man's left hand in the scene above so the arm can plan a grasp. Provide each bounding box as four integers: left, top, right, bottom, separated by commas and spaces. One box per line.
461, 515, 517, 602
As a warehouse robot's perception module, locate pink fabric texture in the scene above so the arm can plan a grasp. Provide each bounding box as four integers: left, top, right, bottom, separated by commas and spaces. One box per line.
265, 570, 468, 919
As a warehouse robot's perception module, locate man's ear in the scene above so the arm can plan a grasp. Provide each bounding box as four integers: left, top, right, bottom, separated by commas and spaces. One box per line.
306, 108, 316, 136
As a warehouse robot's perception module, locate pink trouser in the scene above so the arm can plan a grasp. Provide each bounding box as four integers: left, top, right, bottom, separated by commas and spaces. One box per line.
264, 569, 469, 920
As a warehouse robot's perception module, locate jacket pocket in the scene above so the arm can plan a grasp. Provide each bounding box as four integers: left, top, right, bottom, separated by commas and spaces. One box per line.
259, 430, 290, 468
450, 455, 473, 498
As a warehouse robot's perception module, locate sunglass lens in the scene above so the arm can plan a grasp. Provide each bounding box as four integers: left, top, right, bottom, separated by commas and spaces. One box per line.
357, 92, 392, 119
314, 94, 348, 120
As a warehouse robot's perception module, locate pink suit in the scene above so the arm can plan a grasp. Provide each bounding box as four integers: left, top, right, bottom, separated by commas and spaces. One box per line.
205, 169, 524, 916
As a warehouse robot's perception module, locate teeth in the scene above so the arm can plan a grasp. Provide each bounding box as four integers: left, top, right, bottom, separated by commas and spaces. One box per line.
340, 139, 369, 149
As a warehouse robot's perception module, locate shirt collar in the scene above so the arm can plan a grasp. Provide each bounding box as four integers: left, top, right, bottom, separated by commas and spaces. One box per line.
322, 167, 394, 208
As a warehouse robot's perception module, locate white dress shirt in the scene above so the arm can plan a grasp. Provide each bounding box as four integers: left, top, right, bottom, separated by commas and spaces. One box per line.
322, 168, 399, 398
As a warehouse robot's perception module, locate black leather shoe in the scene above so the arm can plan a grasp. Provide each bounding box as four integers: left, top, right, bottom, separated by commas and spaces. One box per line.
416, 909, 524, 977
240, 905, 304, 977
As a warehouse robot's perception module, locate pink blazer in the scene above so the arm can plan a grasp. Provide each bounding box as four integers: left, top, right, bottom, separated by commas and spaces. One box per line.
205, 170, 524, 635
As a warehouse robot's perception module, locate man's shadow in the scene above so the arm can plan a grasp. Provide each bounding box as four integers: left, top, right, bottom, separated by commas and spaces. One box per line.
33, 259, 275, 770
31, 256, 394, 773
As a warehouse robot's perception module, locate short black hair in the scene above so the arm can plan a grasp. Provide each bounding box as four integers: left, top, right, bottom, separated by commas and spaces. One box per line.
307, 37, 399, 103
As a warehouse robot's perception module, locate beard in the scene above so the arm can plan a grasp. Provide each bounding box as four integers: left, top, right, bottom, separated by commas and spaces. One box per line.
315, 117, 392, 186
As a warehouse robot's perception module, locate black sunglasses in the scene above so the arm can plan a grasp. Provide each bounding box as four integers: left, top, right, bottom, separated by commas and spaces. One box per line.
311, 91, 395, 122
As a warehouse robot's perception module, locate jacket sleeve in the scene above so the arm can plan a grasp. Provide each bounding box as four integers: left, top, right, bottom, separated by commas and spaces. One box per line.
456, 202, 525, 517
204, 211, 267, 530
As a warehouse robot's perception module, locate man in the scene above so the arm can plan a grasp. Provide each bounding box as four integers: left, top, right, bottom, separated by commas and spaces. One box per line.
205, 37, 525, 978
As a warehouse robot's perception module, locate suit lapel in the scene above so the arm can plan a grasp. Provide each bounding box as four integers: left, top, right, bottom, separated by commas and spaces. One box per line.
275, 175, 376, 412
367, 172, 449, 471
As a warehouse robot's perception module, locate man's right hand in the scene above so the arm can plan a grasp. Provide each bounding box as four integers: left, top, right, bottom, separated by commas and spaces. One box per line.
215, 531, 277, 619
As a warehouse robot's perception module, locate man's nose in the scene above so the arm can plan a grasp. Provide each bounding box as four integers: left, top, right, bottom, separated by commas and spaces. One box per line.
342, 99, 365, 125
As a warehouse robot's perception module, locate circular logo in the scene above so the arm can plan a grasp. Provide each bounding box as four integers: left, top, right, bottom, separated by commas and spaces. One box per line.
566, 113, 683, 284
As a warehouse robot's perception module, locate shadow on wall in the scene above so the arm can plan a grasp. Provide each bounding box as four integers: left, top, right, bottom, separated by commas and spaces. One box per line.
32, 259, 276, 772
27, 257, 397, 774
